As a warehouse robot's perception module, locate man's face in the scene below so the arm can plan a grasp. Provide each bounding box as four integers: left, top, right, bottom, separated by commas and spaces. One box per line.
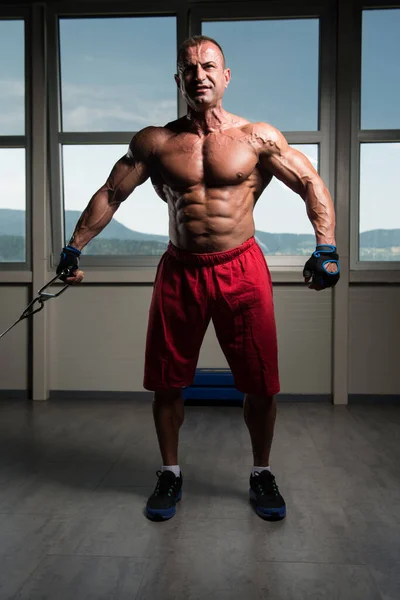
175, 42, 231, 111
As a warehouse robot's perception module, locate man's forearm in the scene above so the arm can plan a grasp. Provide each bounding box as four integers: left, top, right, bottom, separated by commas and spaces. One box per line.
68, 188, 119, 251
304, 179, 336, 247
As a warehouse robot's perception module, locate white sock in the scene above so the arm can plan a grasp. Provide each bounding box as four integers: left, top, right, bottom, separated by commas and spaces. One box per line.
162, 465, 181, 478
252, 466, 271, 476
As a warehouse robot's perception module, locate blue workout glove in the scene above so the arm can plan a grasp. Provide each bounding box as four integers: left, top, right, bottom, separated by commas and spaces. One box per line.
56, 245, 81, 281
303, 244, 340, 288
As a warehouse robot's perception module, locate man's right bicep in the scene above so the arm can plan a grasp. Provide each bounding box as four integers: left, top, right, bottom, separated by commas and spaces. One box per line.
103, 150, 150, 204
104, 127, 160, 203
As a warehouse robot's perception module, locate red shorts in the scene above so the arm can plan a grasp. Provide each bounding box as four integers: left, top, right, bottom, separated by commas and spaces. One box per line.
143, 236, 280, 396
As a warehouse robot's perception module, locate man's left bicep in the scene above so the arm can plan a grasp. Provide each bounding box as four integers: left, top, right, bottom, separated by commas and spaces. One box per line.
261, 146, 320, 199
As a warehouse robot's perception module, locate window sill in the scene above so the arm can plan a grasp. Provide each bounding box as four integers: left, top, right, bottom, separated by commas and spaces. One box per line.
0, 269, 399, 285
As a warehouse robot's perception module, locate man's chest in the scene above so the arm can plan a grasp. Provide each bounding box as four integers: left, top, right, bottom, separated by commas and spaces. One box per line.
156, 132, 260, 187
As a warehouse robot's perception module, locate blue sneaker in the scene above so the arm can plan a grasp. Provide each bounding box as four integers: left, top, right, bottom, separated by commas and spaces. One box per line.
146, 469, 182, 521
249, 470, 286, 520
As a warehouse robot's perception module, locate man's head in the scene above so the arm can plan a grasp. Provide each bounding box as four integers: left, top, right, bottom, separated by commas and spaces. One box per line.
175, 36, 230, 112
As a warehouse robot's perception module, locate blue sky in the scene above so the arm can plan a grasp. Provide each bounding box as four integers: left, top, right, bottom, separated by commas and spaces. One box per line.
362, 9, 400, 129
0, 12, 399, 237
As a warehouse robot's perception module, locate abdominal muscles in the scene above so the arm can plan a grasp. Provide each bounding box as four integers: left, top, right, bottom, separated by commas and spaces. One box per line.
167, 177, 262, 252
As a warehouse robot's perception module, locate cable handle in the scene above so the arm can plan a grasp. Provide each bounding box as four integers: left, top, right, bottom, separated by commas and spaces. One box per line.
38, 268, 72, 300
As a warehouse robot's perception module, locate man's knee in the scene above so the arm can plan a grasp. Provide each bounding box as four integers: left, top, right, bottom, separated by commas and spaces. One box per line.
153, 388, 185, 426
153, 388, 183, 404
244, 393, 275, 406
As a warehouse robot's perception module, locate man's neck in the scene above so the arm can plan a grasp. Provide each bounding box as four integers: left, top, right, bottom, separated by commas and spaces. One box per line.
186, 106, 229, 135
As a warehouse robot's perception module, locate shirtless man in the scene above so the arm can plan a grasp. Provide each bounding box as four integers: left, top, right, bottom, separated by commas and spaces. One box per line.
56, 35, 340, 522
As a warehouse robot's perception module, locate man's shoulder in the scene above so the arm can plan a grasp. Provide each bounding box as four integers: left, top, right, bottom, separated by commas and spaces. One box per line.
243, 121, 282, 141
128, 125, 174, 158
130, 125, 170, 146
242, 121, 287, 155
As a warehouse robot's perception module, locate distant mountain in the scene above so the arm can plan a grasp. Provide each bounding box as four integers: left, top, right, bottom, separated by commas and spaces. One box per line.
1, 209, 400, 254
0, 209, 26, 237
254, 231, 315, 254
358, 229, 400, 248
65, 211, 169, 244
0, 209, 169, 243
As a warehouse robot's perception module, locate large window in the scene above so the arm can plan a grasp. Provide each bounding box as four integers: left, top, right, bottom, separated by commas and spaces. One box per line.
202, 18, 324, 257
358, 9, 400, 263
0, 19, 26, 264
55, 15, 176, 257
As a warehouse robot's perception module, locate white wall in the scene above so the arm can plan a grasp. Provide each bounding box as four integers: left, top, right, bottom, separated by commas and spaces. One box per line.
0, 286, 29, 391
47, 286, 152, 392
349, 286, 400, 395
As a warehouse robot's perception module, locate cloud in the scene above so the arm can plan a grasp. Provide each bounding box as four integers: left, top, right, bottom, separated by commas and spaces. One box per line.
65, 100, 176, 130
0, 149, 25, 210
0, 110, 24, 128
0, 79, 24, 98
61, 81, 176, 130
0, 79, 25, 133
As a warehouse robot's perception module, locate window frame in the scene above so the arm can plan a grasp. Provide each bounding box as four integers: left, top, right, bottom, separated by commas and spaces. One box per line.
350, 1, 400, 273
189, 0, 336, 269
0, 7, 31, 272
47, 1, 181, 269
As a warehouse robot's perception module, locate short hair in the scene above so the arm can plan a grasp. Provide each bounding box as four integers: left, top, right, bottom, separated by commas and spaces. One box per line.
177, 35, 226, 71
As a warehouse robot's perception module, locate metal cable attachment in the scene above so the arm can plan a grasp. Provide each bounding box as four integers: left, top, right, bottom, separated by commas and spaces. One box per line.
0, 268, 72, 340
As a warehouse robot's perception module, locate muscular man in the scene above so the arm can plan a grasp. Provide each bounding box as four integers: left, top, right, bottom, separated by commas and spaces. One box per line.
57, 35, 340, 522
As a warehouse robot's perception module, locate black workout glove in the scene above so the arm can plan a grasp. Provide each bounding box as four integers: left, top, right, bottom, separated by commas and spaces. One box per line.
303, 244, 340, 289
56, 245, 81, 281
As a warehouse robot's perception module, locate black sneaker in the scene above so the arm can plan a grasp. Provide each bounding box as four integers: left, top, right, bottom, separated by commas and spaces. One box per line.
249, 470, 286, 520
146, 469, 183, 521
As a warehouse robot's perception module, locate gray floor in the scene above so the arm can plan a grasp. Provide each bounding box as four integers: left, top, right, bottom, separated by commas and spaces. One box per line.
0, 399, 400, 600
